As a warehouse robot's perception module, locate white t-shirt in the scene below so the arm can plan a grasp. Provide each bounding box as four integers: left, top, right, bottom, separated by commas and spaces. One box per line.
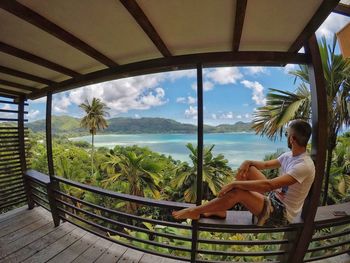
276, 151, 315, 222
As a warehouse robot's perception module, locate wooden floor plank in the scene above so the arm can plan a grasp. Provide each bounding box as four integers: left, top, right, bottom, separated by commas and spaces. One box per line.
71, 237, 113, 263
47, 232, 100, 263
1, 223, 77, 263
0, 205, 29, 223
0, 213, 41, 235
0, 217, 50, 245
117, 248, 144, 263
0, 222, 55, 259
94, 243, 128, 263
0, 216, 43, 239
22, 227, 88, 263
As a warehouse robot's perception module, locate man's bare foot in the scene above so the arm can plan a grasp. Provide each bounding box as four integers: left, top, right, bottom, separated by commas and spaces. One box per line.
203, 211, 227, 219
172, 208, 200, 220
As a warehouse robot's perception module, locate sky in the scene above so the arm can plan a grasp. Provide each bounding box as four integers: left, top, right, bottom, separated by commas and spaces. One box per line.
21, 12, 350, 126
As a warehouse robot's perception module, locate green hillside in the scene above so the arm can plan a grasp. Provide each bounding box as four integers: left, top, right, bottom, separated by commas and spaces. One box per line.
27, 116, 253, 135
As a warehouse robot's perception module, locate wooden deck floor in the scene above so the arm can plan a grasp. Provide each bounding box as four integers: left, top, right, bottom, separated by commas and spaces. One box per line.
0, 206, 185, 263
0, 206, 349, 263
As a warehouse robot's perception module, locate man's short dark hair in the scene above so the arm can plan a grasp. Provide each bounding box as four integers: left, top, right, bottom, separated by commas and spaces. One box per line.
289, 120, 312, 147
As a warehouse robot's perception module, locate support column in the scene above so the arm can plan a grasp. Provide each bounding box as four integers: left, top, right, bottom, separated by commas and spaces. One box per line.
18, 95, 34, 209
191, 64, 204, 263
46, 91, 61, 227
290, 34, 328, 263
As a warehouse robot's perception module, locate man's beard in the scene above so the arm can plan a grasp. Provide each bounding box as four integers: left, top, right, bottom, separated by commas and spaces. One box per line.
288, 137, 292, 149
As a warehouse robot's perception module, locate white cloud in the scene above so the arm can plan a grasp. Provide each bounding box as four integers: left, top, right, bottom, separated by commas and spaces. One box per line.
50, 70, 197, 117
211, 113, 217, 119
241, 80, 266, 106
28, 110, 40, 120
166, 69, 196, 81
220, 112, 234, 119
244, 113, 250, 119
244, 67, 268, 75
0, 104, 14, 118
284, 64, 298, 74
53, 95, 71, 113
191, 81, 215, 92
134, 114, 140, 118
176, 97, 186, 103
317, 13, 350, 40
176, 96, 197, 104
236, 115, 242, 119
187, 96, 197, 104
1, 104, 11, 110
243, 103, 249, 107
206, 67, 243, 85
185, 106, 197, 119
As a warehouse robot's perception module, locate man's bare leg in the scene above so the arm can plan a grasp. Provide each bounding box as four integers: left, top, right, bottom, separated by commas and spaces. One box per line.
172, 189, 265, 220
203, 166, 268, 218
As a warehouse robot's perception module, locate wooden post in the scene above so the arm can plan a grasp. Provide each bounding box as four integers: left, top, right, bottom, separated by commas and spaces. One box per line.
290, 34, 328, 263
46, 91, 61, 227
191, 64, 204, 262
18, 95, 34, 209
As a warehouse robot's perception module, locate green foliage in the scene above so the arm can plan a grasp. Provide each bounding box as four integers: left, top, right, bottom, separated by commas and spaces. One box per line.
171, 143, 234, 203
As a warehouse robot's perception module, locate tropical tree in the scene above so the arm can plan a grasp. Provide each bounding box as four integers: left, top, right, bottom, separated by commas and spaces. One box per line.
101, 148, 163, 213
79, 98, 109, 176
253, 36, 350, 205
171, 143, 234, 203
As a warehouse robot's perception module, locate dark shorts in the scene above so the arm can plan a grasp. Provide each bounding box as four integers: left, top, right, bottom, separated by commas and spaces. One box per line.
257, 191, 289, 227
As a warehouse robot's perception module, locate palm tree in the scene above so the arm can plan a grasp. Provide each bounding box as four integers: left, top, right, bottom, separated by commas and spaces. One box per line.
101, 149, 162, 213
253, 35, 350, 205
171, 143, 234, 203
79, 98, 109, 176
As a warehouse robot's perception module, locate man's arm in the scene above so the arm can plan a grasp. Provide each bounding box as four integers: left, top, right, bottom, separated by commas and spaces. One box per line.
236, 159, 281, 180
218, 174, 297, 197
245, 159, 281, 170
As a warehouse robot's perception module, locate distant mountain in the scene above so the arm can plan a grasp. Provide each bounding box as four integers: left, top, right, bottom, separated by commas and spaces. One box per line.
27, 116, 253, 135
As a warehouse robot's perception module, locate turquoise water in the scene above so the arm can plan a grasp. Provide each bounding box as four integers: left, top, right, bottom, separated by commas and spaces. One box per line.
70, 133, 287, 168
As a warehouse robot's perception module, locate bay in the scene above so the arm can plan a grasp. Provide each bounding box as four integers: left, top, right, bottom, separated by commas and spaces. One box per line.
70, 133, 287, 169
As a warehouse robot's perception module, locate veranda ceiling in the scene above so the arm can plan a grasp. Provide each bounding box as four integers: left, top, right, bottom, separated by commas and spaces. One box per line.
0, 0, 341, 99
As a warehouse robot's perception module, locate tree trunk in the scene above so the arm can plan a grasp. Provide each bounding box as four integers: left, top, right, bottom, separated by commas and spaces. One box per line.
322, 146, 334, 206
91, 133, 94, 176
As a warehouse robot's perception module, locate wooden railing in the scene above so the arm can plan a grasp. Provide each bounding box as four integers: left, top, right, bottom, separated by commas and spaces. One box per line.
25, 170, 350, 263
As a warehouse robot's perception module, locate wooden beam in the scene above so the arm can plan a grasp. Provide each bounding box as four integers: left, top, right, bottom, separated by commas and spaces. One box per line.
0, 42, 80, 78
0, 79, 38, 92
233, 0, 247, 51
120, 0, 172, 57
0, 87, 25, 97
288, 0, 339, 53
333, 3, 350, 17
290, 34, 328, 263
0, 0, 118, 67
0, 66, 55, 86
28, 51, 309, 99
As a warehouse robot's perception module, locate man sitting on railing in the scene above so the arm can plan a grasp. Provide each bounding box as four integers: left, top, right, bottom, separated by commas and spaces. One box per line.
173, 120, 315, 226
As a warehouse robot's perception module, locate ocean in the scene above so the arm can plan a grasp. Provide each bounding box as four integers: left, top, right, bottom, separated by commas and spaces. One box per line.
70, 133, 287, 168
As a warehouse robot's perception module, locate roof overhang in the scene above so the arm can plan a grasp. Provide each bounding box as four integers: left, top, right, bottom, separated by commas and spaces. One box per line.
0, 0, 340, 99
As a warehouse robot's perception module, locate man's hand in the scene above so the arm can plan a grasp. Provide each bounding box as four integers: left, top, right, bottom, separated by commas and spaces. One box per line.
218, 183, 235, 197
236, 160, 251, 180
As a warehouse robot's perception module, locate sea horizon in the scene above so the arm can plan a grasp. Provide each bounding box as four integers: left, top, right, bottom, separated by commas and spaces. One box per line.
70, 132, 288, 169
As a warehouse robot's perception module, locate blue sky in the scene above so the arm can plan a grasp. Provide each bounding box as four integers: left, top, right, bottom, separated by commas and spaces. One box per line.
25, 12, 350, 126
